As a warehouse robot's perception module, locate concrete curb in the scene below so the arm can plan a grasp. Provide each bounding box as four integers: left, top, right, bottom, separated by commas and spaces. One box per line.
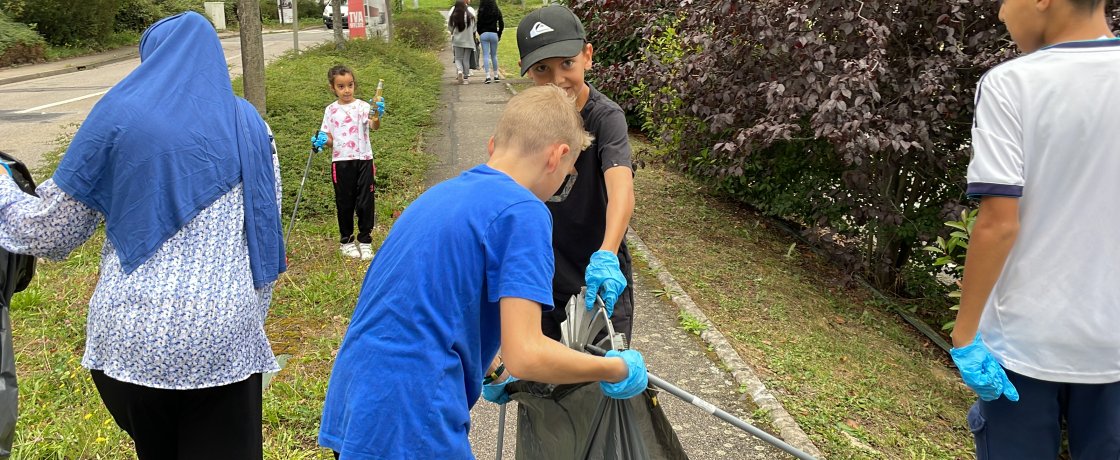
0, 52, 139, 87
625, 229, 826, 459
502, 79, 824, 459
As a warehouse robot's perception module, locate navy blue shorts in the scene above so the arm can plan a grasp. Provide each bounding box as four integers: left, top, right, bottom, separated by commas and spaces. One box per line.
968, 369, 1120, 459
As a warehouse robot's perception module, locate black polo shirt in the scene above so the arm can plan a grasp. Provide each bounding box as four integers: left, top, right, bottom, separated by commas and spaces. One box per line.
546, 84, 634, 300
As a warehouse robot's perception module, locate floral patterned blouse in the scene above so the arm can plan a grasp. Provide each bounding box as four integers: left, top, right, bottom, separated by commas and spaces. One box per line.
0, 155, 283, 390
320, 100, 374, 162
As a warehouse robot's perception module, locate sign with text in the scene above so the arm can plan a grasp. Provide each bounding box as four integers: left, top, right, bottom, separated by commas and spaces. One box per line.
348, 10, 366, 39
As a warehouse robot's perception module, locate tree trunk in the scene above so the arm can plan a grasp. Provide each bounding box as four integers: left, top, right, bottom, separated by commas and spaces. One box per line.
332, 0, 345, 49
238, 0, 267, 115
384, 0, 393, 42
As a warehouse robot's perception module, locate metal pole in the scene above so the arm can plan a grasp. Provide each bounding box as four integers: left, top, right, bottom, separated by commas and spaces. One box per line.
495, 403, 507, 460
292, 0, 299, 55
285, 146, 317, 244
585, 345, 818, 460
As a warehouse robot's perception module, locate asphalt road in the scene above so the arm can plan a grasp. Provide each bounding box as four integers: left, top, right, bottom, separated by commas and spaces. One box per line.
0, 28, 335, 170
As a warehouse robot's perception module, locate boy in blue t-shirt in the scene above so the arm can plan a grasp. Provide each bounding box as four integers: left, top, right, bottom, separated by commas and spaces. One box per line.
318, 85, 648, 459
951, 0, 1120, 458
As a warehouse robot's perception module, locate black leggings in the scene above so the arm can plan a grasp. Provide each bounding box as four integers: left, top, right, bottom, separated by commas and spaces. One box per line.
332, 159, 376, 244
91, 370, 263, 460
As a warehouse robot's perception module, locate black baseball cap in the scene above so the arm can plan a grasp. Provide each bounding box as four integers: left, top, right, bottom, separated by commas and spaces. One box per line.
516, 5, 587, 76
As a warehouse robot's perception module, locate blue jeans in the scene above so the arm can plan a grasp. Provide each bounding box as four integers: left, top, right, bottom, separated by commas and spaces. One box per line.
479, 32, 499, 76
969, 369, 1120, 459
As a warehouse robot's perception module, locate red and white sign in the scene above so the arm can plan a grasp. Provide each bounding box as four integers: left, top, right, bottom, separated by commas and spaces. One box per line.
348, 10, 366, 39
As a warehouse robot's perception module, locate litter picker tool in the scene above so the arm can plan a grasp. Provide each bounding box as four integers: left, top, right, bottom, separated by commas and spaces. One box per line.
495, 404, 507, 460
585, 341, 819, 460
284, 137, 319, 246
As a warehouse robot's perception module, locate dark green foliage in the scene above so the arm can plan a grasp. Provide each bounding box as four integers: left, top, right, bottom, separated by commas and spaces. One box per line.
2, 0, 120, 46
261, 0, 322, 22
574, 0, 1120, 297
394, 9, 444, 51
0, 11, 44, 65
115, 0, 169, 32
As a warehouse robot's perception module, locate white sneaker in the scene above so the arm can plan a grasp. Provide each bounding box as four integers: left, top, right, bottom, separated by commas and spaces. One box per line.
358, 243, 374, 261
462, 77, 469, 85
340, 242, 361, 259
456, 72, 463, 85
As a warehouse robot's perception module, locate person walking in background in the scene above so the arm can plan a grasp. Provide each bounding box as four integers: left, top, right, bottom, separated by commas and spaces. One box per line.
448, 0, 477, 85
476, 0, 504, 84
318, 85, 647, 459
315, 65, 384, 261
950, 0, 1120, 458
0, 12, 285, 459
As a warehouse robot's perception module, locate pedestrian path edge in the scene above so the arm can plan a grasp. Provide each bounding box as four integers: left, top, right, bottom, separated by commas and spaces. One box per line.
624, 228, 825, 459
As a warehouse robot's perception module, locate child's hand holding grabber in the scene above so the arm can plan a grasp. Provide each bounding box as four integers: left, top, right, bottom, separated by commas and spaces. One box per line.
311, 131, 329, 153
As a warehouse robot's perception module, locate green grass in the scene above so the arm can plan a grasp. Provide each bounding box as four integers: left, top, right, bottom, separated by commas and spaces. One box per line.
628, 137, 975, 459
9, 38, 441, 458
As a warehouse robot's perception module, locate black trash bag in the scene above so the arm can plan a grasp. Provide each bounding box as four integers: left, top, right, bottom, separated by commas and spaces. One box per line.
510, 380, 688, 460
0, 152, 38, 459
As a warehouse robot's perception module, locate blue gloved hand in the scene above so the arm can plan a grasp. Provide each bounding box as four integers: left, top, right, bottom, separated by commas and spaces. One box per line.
600, 350, 647, 399
482, 376, 518, 404
585, 250, 627, 316
311, 131, 328, 152
950, 333, 1019, 402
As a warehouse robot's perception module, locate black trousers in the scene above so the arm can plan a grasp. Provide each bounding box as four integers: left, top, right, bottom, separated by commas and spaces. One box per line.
91, 370, 263, 460
332, 159, 376, 244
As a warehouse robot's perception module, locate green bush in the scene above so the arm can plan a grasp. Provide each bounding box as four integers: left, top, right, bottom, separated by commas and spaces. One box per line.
115, 0, 166, 32
0, 11, 44, 66
2, 0, 119, 46
394, 9, 444, 51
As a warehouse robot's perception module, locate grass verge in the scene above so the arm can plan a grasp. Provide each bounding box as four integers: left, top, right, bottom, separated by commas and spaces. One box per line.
628, 136, 976, 459
9, 38, 440, 458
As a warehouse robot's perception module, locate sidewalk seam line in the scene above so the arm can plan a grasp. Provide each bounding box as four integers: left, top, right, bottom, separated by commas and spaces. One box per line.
625, 228, 826, 459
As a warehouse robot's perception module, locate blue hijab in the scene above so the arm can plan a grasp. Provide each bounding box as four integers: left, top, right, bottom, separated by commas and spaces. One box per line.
52, 12, 286, 288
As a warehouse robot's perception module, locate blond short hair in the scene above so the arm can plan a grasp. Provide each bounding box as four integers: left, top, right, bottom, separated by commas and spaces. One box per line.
493, 85, 593, 157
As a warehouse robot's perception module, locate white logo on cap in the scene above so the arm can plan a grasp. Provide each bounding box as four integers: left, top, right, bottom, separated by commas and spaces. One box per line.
529, 22, 554, 38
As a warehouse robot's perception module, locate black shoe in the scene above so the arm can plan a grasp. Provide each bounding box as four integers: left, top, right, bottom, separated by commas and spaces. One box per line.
485, 77, 492, 84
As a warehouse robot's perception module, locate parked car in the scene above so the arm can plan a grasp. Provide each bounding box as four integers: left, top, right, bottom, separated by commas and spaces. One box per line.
323, 0, 349, 29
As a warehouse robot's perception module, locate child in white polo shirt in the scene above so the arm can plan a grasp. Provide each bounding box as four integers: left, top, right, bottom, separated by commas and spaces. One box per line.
951, 0, 1120, 458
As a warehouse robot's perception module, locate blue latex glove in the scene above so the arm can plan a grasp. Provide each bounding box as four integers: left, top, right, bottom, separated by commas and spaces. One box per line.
950, 333, 1019, 402
482, 376, 518, 404
311, 131, 328, 152
600, 350, 647, 399
585, 250, 627, 316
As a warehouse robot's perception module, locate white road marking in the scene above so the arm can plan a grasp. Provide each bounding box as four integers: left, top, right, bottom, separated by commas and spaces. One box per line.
15, 90, 109, 114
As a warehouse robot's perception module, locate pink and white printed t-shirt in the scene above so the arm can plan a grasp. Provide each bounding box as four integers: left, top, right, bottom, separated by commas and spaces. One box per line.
320, 100, 374, 162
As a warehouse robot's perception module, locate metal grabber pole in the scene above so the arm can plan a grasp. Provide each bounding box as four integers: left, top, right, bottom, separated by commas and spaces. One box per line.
285, 142, 318, 245
586, 344, 818, 460
495, 403, 507, 460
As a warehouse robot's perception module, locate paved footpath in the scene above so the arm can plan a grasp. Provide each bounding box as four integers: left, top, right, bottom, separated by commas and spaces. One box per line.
422, 39, 794, 459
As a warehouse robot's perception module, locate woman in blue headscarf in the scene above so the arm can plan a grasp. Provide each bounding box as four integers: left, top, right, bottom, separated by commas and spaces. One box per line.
0, 12, 285, 459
